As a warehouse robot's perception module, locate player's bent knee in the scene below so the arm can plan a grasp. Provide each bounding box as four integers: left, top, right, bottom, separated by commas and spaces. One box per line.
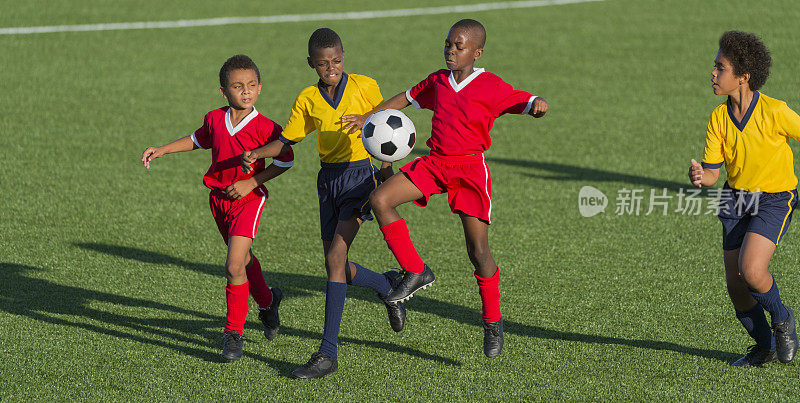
369, 189, 388, 212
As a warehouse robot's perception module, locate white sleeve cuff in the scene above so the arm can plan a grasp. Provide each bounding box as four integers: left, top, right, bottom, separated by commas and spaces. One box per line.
405, 89, 421, 109
522, 96, 539, 115
272, 159, 294, 168
190, 133, 204, 149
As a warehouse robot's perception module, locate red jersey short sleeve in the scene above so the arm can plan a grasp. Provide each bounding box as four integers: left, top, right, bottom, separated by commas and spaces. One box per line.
191, 113, 214, 150
492, 78, 535, 117
406, 70, 442, 110
268, 120, 294, 165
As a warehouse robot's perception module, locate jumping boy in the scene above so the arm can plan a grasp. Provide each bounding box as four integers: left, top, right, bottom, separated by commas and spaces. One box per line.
141, 55, 294, 361
240, 28, 405, 379
342, 19, 549, 358
689, 31, 800, 367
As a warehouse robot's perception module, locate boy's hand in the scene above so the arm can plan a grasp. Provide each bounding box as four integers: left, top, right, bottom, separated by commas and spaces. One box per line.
529, 97, 549, 118
689, 158, 704, 188
225, 177, 257, 200
240, 150, 259, 174
141, 146, 164, 169
341, 114, 368, 135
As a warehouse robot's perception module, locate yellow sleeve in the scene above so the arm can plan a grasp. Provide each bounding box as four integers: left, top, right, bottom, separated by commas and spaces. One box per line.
360, 76, 383, 108
776, 102, 800, 141
701, 111, 724, 168
281, 94, 315, 144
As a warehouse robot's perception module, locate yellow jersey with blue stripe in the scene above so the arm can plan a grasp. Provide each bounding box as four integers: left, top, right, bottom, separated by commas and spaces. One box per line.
702, 92, 800, 192
279, 73, 383, 163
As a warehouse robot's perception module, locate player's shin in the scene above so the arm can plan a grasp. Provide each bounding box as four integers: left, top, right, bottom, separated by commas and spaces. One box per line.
380, 219, 425, 273
224, 281, 250, 335
475, 267, 502, 323
245, 255, 273, 308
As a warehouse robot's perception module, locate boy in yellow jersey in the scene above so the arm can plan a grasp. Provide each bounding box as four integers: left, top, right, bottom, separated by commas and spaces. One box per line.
689, 31, 800, 367
241, 28, 403, 379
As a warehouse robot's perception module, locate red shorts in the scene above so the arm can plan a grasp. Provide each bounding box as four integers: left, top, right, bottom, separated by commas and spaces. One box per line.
400, 152, 493, 223
209, 185, 268, 243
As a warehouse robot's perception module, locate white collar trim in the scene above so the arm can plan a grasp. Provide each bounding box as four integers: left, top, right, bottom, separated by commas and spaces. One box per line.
448, 68, 485, 92
225, 107, 259, 136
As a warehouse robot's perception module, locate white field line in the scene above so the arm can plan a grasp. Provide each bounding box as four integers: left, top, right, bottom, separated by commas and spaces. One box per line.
0, 0, 603, 35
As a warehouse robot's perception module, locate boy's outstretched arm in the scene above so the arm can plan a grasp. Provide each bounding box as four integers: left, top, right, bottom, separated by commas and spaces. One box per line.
225, 162, 291, 200
241, 139, 292, 174
341, 92, 411, 134
141, 136, 198, 169
688, 158, 719, 188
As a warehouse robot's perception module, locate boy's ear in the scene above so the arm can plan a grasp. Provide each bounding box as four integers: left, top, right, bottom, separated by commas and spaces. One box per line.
473, 47, 483, 61
739, 72, 751, 86
307, 57, 314, 69
219, 86, 228, 99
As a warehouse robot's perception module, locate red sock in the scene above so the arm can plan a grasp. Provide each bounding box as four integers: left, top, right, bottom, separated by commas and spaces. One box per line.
475, 267, 501, 323
224, 281, 249, 335
245, 256, 273, 309
380, 219, 424, 273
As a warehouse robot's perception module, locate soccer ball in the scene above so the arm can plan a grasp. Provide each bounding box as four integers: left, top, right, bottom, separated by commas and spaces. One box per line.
362, 109, 416, 162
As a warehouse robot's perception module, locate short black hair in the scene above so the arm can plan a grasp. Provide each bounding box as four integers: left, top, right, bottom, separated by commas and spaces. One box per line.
451, 19, 486, 48
308, 28, 343, 57
219, 54, 261, 87
718, 31, 771, 91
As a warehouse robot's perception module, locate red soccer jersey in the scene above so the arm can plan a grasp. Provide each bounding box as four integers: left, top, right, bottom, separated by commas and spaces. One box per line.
191, 107, 294, 190
405, 69, 536, 155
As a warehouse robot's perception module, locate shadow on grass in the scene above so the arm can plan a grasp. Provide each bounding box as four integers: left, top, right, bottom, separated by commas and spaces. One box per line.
0, 262, 303, 372
75, 243, 737, 363
41, 245, 461, 367
407, 149, 688, 191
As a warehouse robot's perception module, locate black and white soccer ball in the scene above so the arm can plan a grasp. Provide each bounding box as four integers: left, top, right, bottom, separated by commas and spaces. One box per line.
362, 109, 416, 162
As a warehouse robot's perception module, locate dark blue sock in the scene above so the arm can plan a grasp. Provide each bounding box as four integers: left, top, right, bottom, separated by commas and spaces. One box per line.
349, 262, 391, 298
750, 277, 789, 323
319, 281, 347, 359
735, 305, 775, 350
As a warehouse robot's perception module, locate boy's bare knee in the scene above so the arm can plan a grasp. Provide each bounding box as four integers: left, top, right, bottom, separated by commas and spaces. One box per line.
225, 262, 247, 282
370, 189, 391, 213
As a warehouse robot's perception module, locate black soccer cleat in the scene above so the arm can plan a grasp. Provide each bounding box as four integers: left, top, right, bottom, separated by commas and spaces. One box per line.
222, 330, 243, 361
258, 287, 283, 341
731, 344, 778, 367
773, 305, 798, 363
385, 265, 435, 303
382, 271, 406, 332
483, 317, 504, 358
291, 352, 338, 379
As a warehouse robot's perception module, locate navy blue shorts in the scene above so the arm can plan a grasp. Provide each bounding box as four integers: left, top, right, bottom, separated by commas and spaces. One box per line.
718, 182, 798, 250
317, 158, 381, 241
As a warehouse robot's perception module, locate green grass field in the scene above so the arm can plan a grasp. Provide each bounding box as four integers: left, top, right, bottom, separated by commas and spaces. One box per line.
3, 0, 800, 399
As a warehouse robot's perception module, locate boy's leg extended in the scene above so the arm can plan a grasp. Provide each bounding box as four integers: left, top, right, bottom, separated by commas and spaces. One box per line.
329, 215, 406, 333
461, 213, 504, 358
372, 173, 435, 302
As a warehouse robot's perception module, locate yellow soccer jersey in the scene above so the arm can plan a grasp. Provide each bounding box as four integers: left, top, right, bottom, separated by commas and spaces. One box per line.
280, 73, 383, 163
702, 92, 800, 192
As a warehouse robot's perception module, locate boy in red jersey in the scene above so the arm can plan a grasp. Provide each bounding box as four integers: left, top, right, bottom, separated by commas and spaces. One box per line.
141, 55, 294, 361
689, 31, 799, 367
342, 19, 548, 358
